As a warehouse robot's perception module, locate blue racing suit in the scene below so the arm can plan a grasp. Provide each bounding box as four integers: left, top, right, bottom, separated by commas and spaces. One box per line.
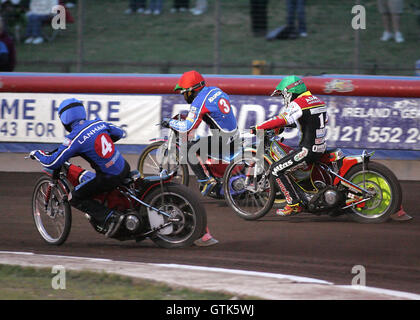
33, 119, 127, 176
33, 119, 130, 224
169, 86, 237, 135
168, 86, 238, 180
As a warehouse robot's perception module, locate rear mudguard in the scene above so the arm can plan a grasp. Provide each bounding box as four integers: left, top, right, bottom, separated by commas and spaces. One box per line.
136, 176, 173, 200
334, 156, 362, 185
334, 151, 374, 185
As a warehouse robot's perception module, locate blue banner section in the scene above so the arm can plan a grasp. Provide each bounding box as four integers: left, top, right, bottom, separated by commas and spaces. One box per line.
323, 96, 420, 151
161, 94, 420, 159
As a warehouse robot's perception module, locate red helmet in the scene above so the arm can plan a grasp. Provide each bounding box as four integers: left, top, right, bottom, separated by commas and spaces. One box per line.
174, 70, 205, 94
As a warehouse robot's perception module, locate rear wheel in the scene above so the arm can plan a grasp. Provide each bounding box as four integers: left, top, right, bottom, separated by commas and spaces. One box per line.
32, 176, 72, 245
142, 183, 206, 248
137, 141, 189, 186
344, 161, 402, 223
223, 155, 275, 220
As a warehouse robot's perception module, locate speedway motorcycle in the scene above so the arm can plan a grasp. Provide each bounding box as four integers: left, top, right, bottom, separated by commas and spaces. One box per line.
30, 159, 207, 248
137, 113, 271, 199
222, 128, 402, 223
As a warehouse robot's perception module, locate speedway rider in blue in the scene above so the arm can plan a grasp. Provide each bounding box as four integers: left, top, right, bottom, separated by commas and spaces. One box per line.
29, 98, 130, 238
164, 70, 238, 196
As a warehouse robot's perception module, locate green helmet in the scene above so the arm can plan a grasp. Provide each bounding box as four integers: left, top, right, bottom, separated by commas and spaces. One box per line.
271, 76, 307, 107
272, 75, 307, 96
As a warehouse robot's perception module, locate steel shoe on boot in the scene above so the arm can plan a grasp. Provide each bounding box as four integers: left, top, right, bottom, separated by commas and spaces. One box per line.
194, 227, 219, 246
276, 203, 303, 216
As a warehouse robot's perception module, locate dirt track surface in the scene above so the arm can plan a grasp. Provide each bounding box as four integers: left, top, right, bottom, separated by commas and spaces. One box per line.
1, 172, 420, 295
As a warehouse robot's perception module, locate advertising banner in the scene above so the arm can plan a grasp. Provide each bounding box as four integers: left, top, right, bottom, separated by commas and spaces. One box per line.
324, 96, 420, 151
162, 94, 420, 152
1, 93, 419, 158
0, 93, 161, 145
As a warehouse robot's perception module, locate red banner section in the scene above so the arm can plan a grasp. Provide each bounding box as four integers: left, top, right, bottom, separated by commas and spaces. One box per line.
1, 73, 419, 97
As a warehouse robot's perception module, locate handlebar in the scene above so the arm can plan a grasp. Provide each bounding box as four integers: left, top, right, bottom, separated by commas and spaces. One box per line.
158, 112, 189, 128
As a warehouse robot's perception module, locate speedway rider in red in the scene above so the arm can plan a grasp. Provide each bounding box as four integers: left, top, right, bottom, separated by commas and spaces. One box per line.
164, 70, 238, 196
255, 76, 328, 216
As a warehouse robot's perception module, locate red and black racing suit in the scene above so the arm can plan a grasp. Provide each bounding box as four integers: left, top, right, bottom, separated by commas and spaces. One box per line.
256, 91, 327, 205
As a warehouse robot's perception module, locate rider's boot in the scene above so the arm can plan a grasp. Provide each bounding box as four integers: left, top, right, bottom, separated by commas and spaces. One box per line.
273, 173, 302, 216
199, 177, 217, 196
274, 193, 286, 208
194, 227, 219, 246
276, 202, 303, 216
104, 211, 125, 238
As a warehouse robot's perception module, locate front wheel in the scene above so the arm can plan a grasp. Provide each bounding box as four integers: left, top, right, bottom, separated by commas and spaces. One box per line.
344, 161, 402, 223
137, 141, 189, 186
141, 183, 207, 248
222, 155, 275, 220
32, 176, 72, 245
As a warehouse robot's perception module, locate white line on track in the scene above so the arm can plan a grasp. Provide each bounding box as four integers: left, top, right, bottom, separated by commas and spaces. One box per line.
1, 251, 420, 300
151, 263, 333, 285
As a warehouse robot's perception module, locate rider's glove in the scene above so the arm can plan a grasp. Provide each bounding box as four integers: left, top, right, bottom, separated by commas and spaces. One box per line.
161, 118, 171, 128
274, 127, 284, 135
28, 150, 38, 160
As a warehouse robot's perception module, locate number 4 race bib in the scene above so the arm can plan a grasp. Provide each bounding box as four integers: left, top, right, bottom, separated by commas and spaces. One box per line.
94, 133, 115, 158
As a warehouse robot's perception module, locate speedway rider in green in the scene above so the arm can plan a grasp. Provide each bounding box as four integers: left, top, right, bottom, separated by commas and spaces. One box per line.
254, 76, 328, 216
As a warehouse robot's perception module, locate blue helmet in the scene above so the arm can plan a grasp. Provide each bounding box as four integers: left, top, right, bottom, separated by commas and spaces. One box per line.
58, 98, 86, 131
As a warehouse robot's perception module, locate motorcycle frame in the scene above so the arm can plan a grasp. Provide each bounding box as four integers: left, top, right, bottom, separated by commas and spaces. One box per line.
42, 165, 180, 234
153, 128, 233, 181
242, 129, 377, 211
285, 151, 376, 210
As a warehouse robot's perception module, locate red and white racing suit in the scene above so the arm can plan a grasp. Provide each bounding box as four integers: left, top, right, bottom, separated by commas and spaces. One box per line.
256, 91, 328, 204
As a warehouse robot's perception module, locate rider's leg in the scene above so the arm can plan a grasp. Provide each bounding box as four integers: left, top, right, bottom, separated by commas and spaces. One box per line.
187, 137, 217, 195
187, 138, 208, 180
69, 161, 130, 235
270, 147, 318, 215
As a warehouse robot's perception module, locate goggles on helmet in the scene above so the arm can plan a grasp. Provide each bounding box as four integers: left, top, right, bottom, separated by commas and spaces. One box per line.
174, 81, 206, 94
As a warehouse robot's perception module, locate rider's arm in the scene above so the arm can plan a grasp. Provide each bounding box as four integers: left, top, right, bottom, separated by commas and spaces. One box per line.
32, 138, 78, 170
256, 101, 303, 130
168, 105, 204, 133
108, 123, 125, 142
